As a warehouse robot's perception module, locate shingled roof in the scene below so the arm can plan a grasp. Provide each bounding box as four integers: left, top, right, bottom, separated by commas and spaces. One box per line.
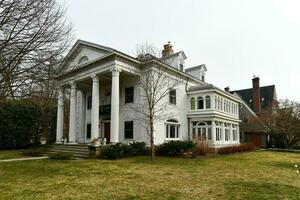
231, 85, 276, 110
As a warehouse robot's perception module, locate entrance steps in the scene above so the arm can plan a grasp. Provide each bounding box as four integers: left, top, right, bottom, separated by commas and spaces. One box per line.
47, 144, 90, 159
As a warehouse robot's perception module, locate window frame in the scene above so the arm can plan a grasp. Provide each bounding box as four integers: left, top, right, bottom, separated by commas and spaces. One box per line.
165, 119, 180, 139
169, 89, 176, 105
125, 86, 134, 103
124, 121, 134, 140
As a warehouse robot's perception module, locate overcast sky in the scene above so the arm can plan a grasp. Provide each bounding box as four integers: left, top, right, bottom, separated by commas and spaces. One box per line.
60, 0, 300, 101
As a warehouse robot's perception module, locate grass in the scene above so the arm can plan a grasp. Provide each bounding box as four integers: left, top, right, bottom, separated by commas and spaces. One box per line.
0, 151, 299, 200
0, 149, 29, 160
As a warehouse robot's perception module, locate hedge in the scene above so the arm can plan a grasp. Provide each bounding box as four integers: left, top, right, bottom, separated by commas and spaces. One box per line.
0, 99, 57, 150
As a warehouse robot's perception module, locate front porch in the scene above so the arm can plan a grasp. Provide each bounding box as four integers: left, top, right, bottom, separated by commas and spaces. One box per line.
56, 64, 138, 145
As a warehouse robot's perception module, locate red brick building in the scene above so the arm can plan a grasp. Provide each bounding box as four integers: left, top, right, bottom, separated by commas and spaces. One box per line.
231, 77, 278, 147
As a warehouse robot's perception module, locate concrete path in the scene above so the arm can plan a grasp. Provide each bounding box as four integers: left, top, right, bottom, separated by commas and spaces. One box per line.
0, 156, 48, 163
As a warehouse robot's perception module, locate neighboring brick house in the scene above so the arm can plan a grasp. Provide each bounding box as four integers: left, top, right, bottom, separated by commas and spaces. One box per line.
230, 77, 278, 147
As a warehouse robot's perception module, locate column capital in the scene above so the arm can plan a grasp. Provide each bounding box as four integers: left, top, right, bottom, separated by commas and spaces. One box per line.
110, 66, 122, 75
91, 74, 99, 82
69, 81, 77, 89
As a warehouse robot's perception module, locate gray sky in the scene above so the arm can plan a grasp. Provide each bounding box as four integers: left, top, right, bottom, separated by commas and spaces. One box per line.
61, 0, 300, 101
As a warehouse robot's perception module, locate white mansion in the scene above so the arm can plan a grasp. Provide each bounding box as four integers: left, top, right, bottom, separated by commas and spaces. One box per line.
56, 40, 241, 147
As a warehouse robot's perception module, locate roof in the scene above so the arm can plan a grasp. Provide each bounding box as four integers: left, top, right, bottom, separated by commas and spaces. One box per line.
188, 84, 216, 92
160, 51, 187, 60
185, 64, 207, 72
231, 85, 275, 110
58, 39, 205, 84
188, 84, 240, 101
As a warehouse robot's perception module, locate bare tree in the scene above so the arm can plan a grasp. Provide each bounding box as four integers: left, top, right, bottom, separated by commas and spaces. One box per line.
134, 44, 180, 161
0, 0, 73, 98
271, 99, 300, 149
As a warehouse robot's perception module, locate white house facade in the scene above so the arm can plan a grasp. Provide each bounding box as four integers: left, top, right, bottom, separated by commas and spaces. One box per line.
55, 40, 240, 147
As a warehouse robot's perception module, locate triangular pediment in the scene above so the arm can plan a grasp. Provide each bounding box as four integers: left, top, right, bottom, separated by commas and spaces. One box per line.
63, 40, 114, 71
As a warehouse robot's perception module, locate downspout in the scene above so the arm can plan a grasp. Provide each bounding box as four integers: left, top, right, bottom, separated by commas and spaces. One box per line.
185, 77, 189, 92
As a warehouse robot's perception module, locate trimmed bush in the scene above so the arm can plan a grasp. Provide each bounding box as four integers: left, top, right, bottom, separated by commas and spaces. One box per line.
100, 142, 147, 159
217, 143, 255, 154
48, 152, 73, 160
156, 141, 196, 157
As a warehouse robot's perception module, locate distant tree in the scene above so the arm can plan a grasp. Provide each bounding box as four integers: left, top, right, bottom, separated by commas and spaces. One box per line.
134, 43, 180, 161
271, 99, 300, 149
0, 0, 73, 98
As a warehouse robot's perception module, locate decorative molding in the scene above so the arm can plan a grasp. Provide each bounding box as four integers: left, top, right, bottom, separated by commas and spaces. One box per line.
91, 74, 99, 82
69, 81, 77, 89
110, 66, 122, 74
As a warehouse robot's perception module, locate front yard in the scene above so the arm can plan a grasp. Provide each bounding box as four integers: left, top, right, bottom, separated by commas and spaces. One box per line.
0, 151, 299, 200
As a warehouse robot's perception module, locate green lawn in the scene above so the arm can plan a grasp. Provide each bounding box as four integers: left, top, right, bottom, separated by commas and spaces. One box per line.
0, 150, 29, 160
0, 151, 299, 200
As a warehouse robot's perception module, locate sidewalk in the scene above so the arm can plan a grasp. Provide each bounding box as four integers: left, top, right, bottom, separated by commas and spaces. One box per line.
0, 156, 48, 163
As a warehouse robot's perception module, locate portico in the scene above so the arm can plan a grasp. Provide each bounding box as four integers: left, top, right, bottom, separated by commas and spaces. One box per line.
55, 66, 122, 144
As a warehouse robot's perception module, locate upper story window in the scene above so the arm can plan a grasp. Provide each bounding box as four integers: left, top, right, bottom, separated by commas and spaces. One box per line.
166, 119, 179, 139
191, 97, 196, 110
205, 96, 211, 109
78, 56, 88, 64
197, 97, 204, 109
169, 90, 176, 104
201, 75, 205, 82
87, 95, 92, 109
125, 87, 134, 103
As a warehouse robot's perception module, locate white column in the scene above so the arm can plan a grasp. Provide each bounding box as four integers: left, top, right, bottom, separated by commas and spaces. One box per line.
110, 66, 121, 143
56, 88, 64, 143
221, 122, 225, 144
78, 90, 86, 143
211, 120, 216, 145
237, 125, 240, 143
69, 82, 77, 143
91, 75, 100, 140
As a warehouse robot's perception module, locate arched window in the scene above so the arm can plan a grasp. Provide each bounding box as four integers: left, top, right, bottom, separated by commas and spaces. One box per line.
78, 56, 88, 64
205, 96, 211, 109
166, 119, 180, 139
197, 97, 204, 109
190, 97, 195, 110
191, 121, 212, 141
224, 123, 230, 141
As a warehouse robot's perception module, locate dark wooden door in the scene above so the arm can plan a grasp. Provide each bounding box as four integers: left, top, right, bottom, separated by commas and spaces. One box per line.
104, 122, 110, 144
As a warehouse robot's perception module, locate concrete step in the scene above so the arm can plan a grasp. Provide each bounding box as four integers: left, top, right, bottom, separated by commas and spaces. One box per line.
47, 144, 90, 159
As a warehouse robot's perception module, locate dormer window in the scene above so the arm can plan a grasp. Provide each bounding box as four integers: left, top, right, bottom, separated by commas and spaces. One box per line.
179, 64, 183, 71
78, 56, 88, 64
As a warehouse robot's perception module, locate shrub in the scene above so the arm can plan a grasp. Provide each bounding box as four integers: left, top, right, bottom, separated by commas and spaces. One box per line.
156, 141, 196, 157
196, 140, 209, 156
48, 152, 73, 160
100, 142, 147, 159
130, 142, 146, 156
217, 146, 234, 154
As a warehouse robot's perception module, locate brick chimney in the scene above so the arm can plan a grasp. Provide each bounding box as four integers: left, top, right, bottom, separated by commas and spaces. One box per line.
224, 87, 230, 92
252, 77, 261, 114
162, 41, 174, 57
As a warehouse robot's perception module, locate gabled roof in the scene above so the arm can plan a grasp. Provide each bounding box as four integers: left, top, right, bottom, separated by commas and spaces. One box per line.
231, 85, 276, 110
160, 51, 187, 60
233, 93, 268, 132
185, 64, 207, 72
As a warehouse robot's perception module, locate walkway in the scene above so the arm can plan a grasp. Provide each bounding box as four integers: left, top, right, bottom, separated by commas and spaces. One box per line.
0, 156, 48, 163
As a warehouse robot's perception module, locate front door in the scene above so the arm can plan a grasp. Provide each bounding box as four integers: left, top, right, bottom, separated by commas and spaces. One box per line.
104, 122, 110, 144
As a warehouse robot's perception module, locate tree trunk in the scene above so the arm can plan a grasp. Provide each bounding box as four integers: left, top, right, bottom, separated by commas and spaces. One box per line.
150, 117, 155, 161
